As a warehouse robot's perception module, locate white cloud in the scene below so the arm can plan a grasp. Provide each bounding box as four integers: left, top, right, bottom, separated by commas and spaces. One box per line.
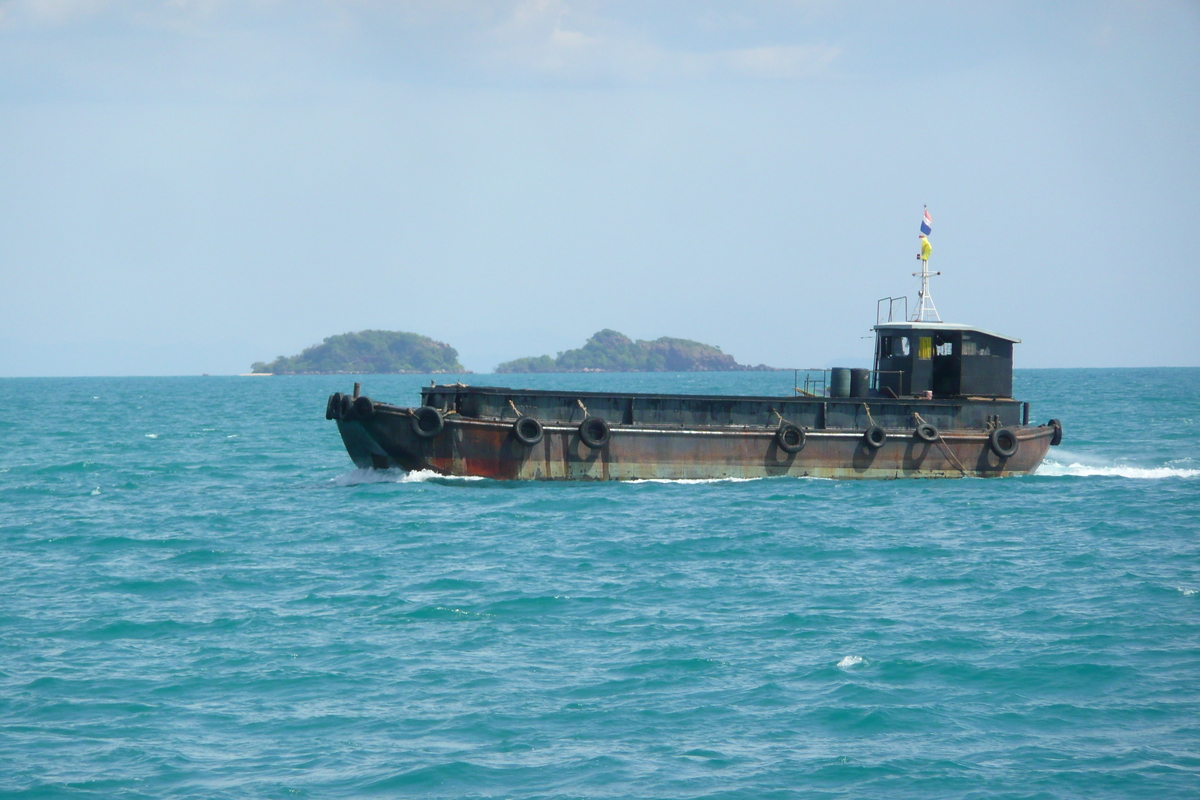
3, 0, 113, 26
0, 0, 840, 84
478, 0, 838, 82
720, 44, 839, 79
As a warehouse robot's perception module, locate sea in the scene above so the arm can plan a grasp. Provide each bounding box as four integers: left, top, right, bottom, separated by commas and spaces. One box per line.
1, 368, 1197, 799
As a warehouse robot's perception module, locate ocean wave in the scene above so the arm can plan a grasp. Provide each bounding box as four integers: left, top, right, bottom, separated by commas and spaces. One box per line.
836, 655, 864, 669
332, 470, 808, 487
331, 468, 485, 486
1036, 460, 1199, 479
629, 476, 763, 485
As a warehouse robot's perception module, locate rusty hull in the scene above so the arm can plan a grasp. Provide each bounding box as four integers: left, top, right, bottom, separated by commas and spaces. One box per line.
337, 406, 1055, 480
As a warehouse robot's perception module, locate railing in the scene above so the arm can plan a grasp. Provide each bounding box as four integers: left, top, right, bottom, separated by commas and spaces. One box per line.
792, 368, 908, 398
793, 369, 828, 397
871, 370, 907, 397
876, 296, 908, 325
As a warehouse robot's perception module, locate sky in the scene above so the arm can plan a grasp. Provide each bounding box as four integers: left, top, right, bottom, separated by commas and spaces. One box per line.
0, 0, 1197, 375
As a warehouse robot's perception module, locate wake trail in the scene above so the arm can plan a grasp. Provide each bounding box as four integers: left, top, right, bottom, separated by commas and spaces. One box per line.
1036, 459, 1198, 479
331, 468, 486, 486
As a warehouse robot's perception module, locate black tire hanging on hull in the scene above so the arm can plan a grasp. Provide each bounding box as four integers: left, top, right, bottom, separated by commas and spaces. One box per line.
411, 406, 444, 438
513, 416, 544, 446
579, 417, 610, 449
1047, 419, 1063, 447
354, 395, 375, 420
915, 423, 939, 443
864, 425, 887, 449
989, 427, 1019, 458
777, 423, 806, 454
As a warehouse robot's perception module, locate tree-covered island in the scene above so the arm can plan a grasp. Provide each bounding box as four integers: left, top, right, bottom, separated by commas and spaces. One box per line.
496, 329, 776, 373
251, 330, 465, 374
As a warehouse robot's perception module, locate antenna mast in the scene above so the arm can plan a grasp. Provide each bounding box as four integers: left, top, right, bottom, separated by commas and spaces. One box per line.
912, 205, 942, 322
912, 260, 942, 322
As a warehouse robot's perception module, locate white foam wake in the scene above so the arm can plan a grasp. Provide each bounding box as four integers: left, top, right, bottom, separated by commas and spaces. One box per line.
836, 655, 864, 669
629, 476, 763, 485
331, 468, 485, 486
1036, 460, 1199, 479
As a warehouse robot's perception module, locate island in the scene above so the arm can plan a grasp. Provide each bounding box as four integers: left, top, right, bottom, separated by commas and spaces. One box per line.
251, 330, 465, 374
495, 329, 776, 373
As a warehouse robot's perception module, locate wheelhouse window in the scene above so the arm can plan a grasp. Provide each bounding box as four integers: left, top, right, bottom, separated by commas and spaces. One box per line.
879, 335, 910, 357
962, 334, 991, 357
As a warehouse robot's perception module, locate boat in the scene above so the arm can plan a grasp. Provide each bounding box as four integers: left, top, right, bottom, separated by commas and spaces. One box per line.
325, 236, 1062, 480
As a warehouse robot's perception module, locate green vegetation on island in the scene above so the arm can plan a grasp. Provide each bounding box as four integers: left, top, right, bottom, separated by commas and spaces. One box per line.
251, 330, 465, 375
496, 329, 776, 373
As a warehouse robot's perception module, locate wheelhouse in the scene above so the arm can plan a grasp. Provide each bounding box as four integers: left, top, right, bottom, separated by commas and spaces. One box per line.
873, 322, 1019, 399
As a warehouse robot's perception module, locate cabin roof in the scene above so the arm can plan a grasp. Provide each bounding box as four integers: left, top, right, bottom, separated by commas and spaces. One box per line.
872, 322, 1021, 344
424, 384, 1018, 405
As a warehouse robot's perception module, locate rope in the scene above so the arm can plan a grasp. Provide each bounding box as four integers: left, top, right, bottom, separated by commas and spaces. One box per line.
770, 407, 797, 428
861, 403, 876, 428
913, 412, 968, 476
507, 399, 522, 418
577, 399, 589, 417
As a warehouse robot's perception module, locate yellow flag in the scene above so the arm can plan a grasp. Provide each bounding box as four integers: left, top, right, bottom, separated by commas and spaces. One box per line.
920, 236, 933, 261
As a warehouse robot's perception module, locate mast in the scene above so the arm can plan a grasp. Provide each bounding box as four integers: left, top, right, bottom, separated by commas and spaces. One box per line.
912, 205, 942, 322
912, 258, 942, 322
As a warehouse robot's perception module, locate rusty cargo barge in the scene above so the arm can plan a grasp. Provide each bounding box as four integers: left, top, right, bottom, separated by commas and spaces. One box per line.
325, 238, 1062, 480
325, 317, 1062, 480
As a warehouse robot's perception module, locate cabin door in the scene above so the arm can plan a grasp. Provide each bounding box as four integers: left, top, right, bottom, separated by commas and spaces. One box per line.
931, 333, 959, 396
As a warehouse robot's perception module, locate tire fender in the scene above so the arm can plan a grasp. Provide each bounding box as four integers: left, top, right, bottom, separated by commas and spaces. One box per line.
579, 417, 610, 449
1047, 419, 1063, 447
513, 415, 544, 447
411, 406, 444, 438
864, 425, 887, 449
777, 423, 806, 454
989, 427, 1019, 458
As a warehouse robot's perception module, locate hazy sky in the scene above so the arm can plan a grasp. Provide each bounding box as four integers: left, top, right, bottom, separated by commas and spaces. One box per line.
1, 0, 1197, 375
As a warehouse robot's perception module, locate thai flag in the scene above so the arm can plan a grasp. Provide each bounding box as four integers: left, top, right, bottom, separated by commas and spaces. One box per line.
920, 208, 932, 235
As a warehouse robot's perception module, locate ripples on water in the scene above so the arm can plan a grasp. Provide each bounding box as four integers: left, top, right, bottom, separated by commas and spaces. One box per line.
1, 369, 1197, 799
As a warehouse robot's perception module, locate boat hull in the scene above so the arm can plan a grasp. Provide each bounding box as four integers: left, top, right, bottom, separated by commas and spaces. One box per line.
336, 407, 1055, 480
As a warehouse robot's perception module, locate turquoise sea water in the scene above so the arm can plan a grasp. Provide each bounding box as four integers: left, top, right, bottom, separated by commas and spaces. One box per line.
2, 369, 1198, 799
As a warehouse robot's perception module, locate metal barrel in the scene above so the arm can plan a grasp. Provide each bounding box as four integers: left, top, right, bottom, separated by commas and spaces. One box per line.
849, 368, 871, 398
830, 368, 851, 398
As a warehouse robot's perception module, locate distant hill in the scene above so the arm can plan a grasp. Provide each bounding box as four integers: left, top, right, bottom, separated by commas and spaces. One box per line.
252, 330, 465, 374
496, 329, 776, 373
